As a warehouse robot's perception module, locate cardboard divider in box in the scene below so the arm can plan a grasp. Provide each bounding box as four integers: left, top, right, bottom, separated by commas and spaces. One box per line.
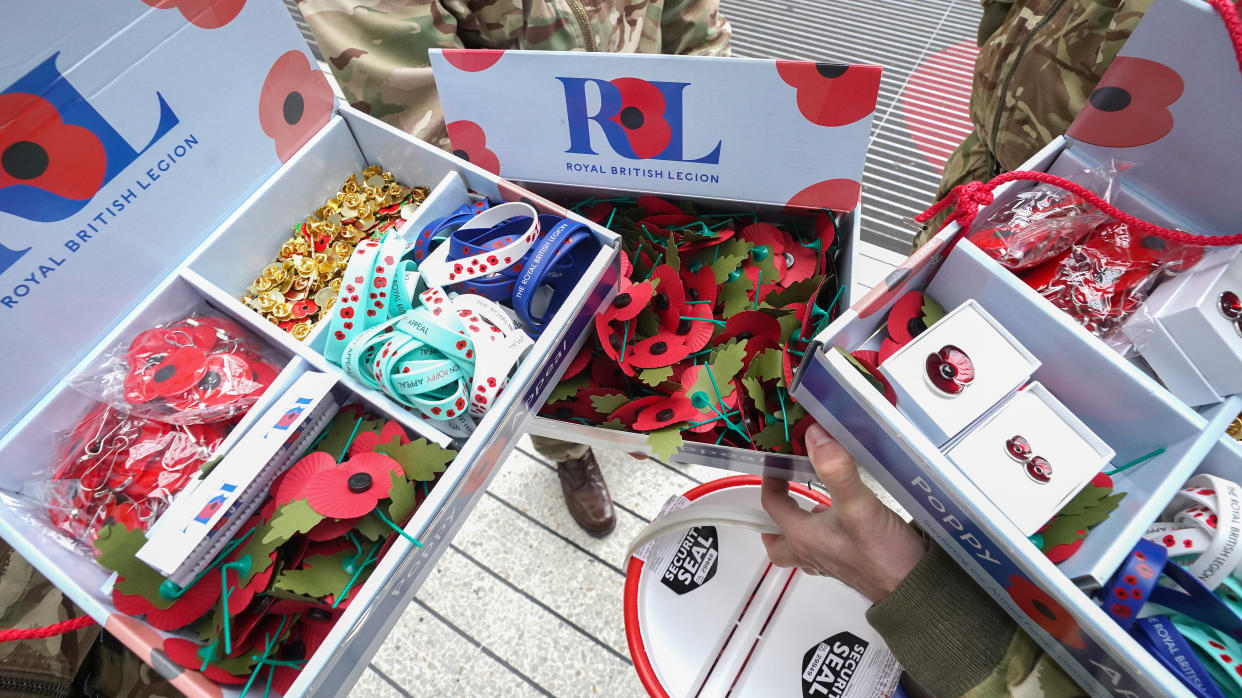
427, 50, 884, 478
0, 4, 619, 692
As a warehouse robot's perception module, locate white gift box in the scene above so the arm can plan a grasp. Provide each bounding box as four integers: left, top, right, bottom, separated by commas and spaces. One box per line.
0, 6, 621, 696
878, 300, 1040, 446
945, 382, 1114, 536
1124, 247, 1242, 405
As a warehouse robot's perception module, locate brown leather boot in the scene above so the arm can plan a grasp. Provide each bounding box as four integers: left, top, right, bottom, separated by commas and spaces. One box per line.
557, 448, 616, 537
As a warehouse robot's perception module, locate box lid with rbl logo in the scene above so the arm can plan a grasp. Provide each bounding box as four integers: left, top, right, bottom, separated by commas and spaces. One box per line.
0, 0, 328, 434
430, 49, 880, 212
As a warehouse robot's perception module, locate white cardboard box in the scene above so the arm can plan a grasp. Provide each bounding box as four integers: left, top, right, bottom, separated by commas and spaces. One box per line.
879, 300, 1040, 446
946, 382, 1114, 536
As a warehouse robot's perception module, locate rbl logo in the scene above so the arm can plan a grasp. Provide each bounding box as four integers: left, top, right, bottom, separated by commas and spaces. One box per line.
556, 77, 721, 163
0, 53, 179, 268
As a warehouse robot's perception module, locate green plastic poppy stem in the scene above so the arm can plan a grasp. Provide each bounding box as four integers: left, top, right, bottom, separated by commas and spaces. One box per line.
754, 270, 762, 309
1104, 447, 1165, 476
788, 348, 805, 357
684, 300, 711, 305
604, 207, 618, 231
643, 253, 664, 280
337, 417, 365, 463
199, 638, 219, 673
680, 316, 726, 327
332, 542, 381, 610
619, 320, 632, 363
372, 506, 422, 548
160, 529, 254, 601
705, 369, 752, 445
422, 481, 430, 497
241, 616, 291, 698
568, 197, 596, 212
776, 389, 791, 444
686, 410, 741, 428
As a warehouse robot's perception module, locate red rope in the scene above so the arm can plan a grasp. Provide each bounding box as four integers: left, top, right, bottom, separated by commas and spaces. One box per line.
0, 615, 97, 642
917, 0, 1242, 248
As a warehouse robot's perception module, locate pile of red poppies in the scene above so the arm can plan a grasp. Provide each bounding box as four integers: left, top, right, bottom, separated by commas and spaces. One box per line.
91, 405, 456, 692
539, 196, 844, 459
968, 186, 1202, 337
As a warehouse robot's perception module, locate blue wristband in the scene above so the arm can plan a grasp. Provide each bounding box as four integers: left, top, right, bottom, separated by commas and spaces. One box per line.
511, 217, 599, 334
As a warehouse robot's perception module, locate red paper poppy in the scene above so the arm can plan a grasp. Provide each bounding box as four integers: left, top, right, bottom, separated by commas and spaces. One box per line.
775, 61, 881, 127
743, 265, 780, 301
162, 638, 249, 684
441, 49, 505, 72
0, 92, 106, 201
626, 335, 691, 370
721, 310, 782, 345
679, 364, 741, 407
847, 350, 897, 405
581, 201, 617, 223
446, 120, 500, 175
543, 396, 602, 422
786, 178, 862, 213
224, 550, 277, 611
348, 420, 410, 458
596, 314, 625, 363
926, 345, 974, 396
1067, 57, 1182, 148
605, 277, 655, 323
259, 50, 334, 163
141, 0, 246, 28
814, 212, 837, 252
681, 266, 719, 307
637, 196, 683, 216
608, 78, 673, 159
305, 516, 362, 542
782, 243, 819, 287
304, 453, 402, 518
1044, 536, 1085, 564
887, 290, 929, 344
275, 452, 338, 507
633, 395, 703, 431
647, 264, 687, 330
1005, 574, 1085, 650
113, 573, 221, 631
790, 416, 816, 456
670, 302, 716, 353
606, 395, 665, 426
589, 353, 625, 391
562, 346, 592, 380
877, 338, 903, 365
641, 215, 698, 231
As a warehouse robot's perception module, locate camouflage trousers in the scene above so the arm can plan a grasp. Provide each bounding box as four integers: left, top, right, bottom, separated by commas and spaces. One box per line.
0, 541, 174, 698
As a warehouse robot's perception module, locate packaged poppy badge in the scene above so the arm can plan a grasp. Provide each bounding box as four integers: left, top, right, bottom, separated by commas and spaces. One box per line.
944, 382, 1115, 536
876, 299, 1041, 445
1124, 246, 1242, 406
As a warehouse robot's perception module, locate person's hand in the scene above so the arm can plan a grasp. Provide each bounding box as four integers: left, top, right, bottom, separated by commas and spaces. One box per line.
761, 424, 928, 603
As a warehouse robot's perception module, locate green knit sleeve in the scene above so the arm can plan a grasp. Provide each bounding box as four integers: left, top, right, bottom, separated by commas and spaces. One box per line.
865, 544, 1083, 697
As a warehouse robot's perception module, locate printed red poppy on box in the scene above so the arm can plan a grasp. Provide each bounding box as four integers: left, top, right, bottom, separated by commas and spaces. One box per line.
609, 78, 674, 159
441, 49, 505, 72
141, 0, 246, 29
446, 120, 501, 175
258, 50, 334, 163
1005, 574, 1086, 650
1067, 57, 1183, 149
786, 178, 862, 213
0, 92, 106, 201
775, 62, 882, 128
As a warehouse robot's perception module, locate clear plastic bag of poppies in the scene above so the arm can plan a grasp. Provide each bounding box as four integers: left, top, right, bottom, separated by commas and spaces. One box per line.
69, 306, 282, 426
38, 403, 229, 547
968, 161, 1123, 271
1019, 219, 1204, 337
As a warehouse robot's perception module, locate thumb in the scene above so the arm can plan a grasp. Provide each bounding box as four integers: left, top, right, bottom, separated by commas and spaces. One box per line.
804, 424, 871, 506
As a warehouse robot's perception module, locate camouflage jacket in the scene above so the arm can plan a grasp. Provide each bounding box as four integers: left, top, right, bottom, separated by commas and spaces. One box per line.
922, 0, 1150, 246
298, 0, 731, 148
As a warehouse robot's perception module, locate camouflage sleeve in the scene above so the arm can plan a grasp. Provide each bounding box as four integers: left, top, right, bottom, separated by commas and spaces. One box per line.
298, 0, 467, 149
0, 542, 99, 697
658, 0, 732, 57
866, 544, 1083, 697
977, 0, 1017, 46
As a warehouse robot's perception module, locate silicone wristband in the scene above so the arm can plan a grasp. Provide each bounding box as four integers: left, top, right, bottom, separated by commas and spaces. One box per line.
1173, 619, 1242, 696
409, 200, 490, 264
1101, 538, 1164, 627
1160, 475, 1242, 589
324, 238, 383, 363
512, 218, 597, 333
1130, 617, 1226, 698
418, 202, 540, 287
